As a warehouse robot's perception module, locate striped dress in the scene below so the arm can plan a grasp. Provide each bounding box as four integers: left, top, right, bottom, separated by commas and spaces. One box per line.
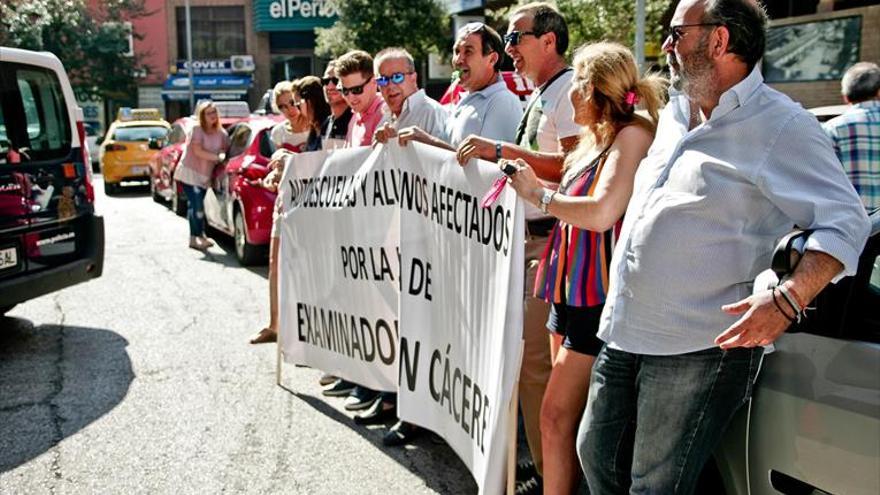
534, 148, 620, 308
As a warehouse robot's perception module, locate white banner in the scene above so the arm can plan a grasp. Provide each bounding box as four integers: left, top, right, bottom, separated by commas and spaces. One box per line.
278, 141, 524, 494
277, 146, 399, 392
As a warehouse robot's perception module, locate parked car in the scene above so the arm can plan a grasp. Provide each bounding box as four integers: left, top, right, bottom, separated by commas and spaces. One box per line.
204, 115, 284, 265
99, 108, 170, 194
148, 109, 249, 216
702, 210, 880, 494
0, 46, 104, 315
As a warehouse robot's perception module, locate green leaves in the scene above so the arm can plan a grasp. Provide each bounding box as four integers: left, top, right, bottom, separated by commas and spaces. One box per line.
314, 0, 449, 62
0, 0, 149, 102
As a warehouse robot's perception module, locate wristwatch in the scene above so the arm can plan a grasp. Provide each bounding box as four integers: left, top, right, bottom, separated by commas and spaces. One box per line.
539, 188, 556, 214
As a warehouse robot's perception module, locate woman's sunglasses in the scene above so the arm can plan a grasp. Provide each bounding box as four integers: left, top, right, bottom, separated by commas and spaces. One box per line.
340, 75, 373, 96
321, 76, 339, 86
376, 72, 413, 87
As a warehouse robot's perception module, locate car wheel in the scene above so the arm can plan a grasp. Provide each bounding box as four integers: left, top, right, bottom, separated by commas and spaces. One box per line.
150, 178, 162, 204
104, 182, 117, 195
172, 182, 187, 217
234, 209, 261, 266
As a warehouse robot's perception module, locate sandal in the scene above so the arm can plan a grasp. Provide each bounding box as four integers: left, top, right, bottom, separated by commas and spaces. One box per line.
249, 327, 277, 344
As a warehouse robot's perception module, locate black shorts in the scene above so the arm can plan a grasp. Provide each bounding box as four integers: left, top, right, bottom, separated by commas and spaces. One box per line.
546, 303, 605, 356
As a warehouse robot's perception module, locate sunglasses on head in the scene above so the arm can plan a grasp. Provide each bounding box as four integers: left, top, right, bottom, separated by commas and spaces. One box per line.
666, 23, 722, 44
340, 74, 373, 96
376, 72, 413, 87
504, 30, 537, 46
321, 76, 339, 86
457, 21, 487, 37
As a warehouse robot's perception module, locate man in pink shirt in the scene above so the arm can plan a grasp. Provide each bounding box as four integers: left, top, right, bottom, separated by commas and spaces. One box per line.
336, 50, 385, 147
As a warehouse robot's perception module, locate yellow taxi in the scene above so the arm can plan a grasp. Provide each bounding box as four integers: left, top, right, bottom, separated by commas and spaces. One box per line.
99, 108, 170, 194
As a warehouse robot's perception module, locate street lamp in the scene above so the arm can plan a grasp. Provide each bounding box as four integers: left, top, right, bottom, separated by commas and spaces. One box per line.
185, 0, 194, 112
635, 0, 646, 72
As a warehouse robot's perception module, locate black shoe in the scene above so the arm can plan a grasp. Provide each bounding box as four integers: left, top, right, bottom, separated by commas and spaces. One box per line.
383, 420, 421, 446
322, 379, 355, 397
516, 459, 537, 483
515, 475, 543, 495
353, 399, 396, 425
344, 386, 380, 411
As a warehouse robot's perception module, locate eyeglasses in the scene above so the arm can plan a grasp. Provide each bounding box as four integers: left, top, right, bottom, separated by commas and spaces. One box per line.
276, 102, 294, 111
321, 76, 339, 86
504, 31, 537, 46
666, 23, 722, 44
376, 72, 413, 87
340, 74, 373, 96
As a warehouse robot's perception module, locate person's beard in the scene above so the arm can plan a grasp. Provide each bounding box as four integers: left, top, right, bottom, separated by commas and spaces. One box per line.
669, 33, 715, 101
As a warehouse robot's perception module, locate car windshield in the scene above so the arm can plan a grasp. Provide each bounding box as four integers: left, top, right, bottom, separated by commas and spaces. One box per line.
113, 126, 167, 142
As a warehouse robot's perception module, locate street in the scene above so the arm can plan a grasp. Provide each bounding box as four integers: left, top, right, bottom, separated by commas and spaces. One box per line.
0, 177, 477, 494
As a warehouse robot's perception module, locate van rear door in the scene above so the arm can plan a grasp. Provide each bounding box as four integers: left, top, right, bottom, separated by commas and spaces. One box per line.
0, 59, 93, 277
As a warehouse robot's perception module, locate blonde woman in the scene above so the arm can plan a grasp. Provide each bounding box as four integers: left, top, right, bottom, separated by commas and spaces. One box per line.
505, 42, 666, 493
250, 81, 311, 344
174, 100, 229, 250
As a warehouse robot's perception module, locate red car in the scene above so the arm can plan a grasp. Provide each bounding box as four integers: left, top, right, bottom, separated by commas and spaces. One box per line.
204, 115, 285, 265
149, 112, 251, 215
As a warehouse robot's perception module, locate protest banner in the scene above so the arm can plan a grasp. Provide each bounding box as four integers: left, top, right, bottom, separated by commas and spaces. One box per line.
277, 146, 399, 392
277, 141, 524, 493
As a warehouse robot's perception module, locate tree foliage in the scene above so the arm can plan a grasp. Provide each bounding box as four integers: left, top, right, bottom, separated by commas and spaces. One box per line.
0, 0, 150, 101
488, 0, 669, 60
315, 0, 449, 62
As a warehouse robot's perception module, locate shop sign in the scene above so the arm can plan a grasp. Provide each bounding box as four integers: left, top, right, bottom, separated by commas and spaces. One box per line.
254, 0, 338, 32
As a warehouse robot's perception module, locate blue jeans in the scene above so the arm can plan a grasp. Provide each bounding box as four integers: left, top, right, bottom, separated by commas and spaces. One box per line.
577, 345, 763, 494
182, 184, 207, 237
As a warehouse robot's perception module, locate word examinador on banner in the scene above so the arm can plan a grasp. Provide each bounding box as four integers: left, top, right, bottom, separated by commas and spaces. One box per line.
276, 141, 525, 494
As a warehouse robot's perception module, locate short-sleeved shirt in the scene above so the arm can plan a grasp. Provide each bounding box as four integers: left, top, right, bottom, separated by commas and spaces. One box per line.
823, 100, 880, 211
446, 75, 523, 147
270, 123, 310, 153
518, 69, 582, 220
384, 89, 449, 141
346, 96, 385, 147
175, 126, 229, 188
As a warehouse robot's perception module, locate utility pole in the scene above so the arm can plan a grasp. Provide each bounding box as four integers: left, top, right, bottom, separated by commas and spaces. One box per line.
185, 0, 194, 113
635, 0, 646, 72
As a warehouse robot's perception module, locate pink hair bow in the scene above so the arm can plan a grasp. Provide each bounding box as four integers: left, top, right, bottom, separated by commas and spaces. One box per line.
625, 91, 639, 106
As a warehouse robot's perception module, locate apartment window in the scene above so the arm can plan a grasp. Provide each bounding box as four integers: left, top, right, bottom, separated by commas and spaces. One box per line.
176, 7, 245, 59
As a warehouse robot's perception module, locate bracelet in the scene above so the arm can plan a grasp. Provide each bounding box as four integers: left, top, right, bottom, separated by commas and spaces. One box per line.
776, 284, 804, 321
495, 141, 503, 160
782, 283, 806, 309
771, 287, 798, 323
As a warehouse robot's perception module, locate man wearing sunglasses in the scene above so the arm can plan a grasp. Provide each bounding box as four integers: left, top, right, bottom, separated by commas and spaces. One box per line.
319, 60, 353, 150
398, 22, 521, 151
336, 50, 385, 148
576, 1, 869, 494
372, 47, 448, 147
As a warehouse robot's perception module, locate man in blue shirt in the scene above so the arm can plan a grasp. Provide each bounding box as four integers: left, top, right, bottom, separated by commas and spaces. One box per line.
576, 1, 870, 493
823, 61, 880, 212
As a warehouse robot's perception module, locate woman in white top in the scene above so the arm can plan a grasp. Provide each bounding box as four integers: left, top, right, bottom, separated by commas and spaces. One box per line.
250, 81, 310, 344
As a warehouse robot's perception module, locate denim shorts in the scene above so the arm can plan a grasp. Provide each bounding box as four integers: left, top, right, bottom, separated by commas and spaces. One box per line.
546, 303, 605, 356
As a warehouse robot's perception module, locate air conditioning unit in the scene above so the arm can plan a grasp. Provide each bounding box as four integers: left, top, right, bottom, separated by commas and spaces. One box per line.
230, 55, 255, 73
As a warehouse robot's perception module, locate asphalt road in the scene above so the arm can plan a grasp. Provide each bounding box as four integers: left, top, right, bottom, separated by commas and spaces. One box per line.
0, 176, 477, 494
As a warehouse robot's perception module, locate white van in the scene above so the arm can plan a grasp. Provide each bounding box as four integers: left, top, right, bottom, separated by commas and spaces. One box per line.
0, 47, 105, 314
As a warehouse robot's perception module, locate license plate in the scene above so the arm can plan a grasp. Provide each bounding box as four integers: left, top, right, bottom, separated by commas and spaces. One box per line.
131, 165, 150, 175
0, 246, 18, 270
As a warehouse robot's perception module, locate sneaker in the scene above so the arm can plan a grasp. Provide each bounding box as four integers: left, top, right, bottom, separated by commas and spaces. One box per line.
322, 379, 355, 397
383, 420, 421, 446
344, 386, 380, 411
515, 475, 543, 495
318, 373, 337, 387
353, 398, 396, 425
